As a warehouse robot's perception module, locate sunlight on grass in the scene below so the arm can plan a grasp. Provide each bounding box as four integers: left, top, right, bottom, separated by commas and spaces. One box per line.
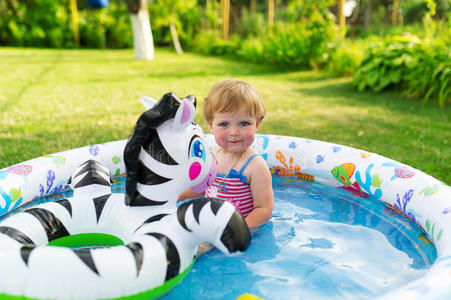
0, 48, 449, 184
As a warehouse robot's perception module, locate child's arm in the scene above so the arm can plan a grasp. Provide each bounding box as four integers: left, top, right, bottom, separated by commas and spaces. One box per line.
178, 188, 205, 201
246, 157, 274, 229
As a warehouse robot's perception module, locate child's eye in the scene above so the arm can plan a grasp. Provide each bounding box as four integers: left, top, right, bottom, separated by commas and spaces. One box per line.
241, 121, 250, 126
218, 122, 228, 127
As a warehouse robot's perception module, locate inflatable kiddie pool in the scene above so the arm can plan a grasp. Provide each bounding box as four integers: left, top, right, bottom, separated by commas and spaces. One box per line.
0, 99, 450, 299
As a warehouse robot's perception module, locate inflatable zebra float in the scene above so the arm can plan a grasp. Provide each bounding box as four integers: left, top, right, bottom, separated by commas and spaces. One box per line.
0, 93, 251, 299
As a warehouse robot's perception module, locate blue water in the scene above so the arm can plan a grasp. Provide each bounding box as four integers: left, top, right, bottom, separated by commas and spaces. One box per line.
5, 176, 436, 299
164, 177, 436, 300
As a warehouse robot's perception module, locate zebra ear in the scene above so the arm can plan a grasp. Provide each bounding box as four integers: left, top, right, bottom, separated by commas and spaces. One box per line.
141, 96, 158, 111
172, 98, 196, 131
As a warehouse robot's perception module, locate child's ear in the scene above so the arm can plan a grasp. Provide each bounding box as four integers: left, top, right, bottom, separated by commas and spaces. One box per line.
207, 122, 213, 132
255, 120, 261, 131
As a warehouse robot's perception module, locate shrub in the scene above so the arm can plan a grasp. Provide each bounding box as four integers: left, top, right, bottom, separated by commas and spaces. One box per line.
78, 10, 107, 48
0, 0, 131, 49
353, 35, 421, 92
327, 39, 368, 76
354, 34, 450, 107
239, 37, 265, 64
78, 2, 132, 49
404, 42, 451, 107
236, 9, 266, 38
0, 0, 71, 48
192, 30, 239, 56
238, 14, 338, 69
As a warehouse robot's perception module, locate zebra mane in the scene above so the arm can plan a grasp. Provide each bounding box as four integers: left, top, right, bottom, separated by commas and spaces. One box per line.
124, 93, 196, 206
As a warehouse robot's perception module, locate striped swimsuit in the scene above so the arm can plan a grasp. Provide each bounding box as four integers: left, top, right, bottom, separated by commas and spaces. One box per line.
205, 154, 258, 217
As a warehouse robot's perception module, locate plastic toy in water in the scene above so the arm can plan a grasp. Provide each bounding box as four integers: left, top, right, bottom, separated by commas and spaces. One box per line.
0, 93, 250, 299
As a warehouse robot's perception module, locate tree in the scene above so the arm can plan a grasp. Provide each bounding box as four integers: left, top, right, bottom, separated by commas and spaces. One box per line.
338, 0, 345, 27
392, 0, 399, 25
268, 0, 275, 27
124, 0, 154, 60
221, 0, 230, 40
150, 0, 199, 55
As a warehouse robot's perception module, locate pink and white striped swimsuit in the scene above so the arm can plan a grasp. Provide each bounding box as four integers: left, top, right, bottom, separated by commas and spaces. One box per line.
205, 154, 258, 217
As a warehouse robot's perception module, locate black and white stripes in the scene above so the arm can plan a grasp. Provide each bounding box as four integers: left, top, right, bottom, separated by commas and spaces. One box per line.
0, 93, 250, 299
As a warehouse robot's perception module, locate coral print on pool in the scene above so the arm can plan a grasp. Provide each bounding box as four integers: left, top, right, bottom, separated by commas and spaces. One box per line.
0, 93, 250, 300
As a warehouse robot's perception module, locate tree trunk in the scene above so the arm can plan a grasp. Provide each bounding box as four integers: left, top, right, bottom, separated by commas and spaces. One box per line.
70, 0, 80, 46
392, 0, 399, 25
250, 0, 256, 16
363, 0, 371, 28
338, 0, 345, 27
170, 23, 184, 55
125, 0, 154, 60
221, 0, 230, 40
268, 0, 274, 27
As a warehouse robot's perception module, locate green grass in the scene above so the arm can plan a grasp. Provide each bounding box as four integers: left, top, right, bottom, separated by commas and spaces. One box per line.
0, 47, 449, 185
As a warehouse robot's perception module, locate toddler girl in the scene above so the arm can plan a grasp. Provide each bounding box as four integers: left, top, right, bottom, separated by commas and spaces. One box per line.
180, 79, 273, 229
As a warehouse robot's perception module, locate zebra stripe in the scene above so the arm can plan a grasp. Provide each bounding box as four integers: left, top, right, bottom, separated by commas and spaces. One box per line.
55, 199, 72, 217
75, 172, 110, 188
137, 160, 172, 185
127, 190, 168, 207
134, 214, 170, 233
126, 242, 144, 276
73, 160, 111, 188
24, 208, 70, 242
177, 198, 224, 232
74, 160, 108, 178
146, 232, 180, 281
0, 226, 34, 245
20, 245, 35, 266
142, 131, 178, 166
92, 194, 112, 223
220, 210, 250, 253
74, 248, 99, 275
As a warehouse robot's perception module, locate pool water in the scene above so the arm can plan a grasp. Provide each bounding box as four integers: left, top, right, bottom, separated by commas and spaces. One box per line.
6, 176, 436, 300
164, 176, 436, 300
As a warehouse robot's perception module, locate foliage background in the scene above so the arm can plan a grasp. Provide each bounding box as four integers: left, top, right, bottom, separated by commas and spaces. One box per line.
1, 0, 449, 107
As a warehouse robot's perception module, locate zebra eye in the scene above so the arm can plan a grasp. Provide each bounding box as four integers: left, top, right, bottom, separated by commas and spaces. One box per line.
190, 139, 206, 161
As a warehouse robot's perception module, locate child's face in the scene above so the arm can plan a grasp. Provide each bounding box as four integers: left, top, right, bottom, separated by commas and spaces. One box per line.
208, 106, 260, 154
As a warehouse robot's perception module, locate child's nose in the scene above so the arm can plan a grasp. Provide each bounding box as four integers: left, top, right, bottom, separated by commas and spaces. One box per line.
229, 126, 239, 135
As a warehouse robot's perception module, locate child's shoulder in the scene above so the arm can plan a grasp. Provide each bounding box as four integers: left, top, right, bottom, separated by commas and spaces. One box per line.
249, 154, 268, 168
246, 152, 271, 185
247, 151, 270, 173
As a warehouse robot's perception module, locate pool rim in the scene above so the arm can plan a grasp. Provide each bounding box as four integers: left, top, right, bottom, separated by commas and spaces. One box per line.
0, 134, 450, 299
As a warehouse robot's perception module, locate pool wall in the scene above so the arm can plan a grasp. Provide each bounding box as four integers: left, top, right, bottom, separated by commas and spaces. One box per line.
0, 134, 450, 299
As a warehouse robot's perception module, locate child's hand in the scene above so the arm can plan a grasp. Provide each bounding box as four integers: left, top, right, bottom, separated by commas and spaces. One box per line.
178, 188, 205, 201
197, 242, 214, 255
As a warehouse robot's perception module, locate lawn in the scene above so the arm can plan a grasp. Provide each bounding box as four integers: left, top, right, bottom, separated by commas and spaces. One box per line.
0, 47, 449, 185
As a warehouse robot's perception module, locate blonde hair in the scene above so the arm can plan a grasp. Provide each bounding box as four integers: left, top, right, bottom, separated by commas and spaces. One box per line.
203, 78, 266, 124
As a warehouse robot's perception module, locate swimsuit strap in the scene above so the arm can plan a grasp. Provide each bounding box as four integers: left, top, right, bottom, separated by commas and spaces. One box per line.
238, 154, 259, 174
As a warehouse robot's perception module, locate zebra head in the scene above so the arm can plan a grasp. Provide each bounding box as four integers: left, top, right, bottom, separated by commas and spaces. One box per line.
124, 93, 217, 207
